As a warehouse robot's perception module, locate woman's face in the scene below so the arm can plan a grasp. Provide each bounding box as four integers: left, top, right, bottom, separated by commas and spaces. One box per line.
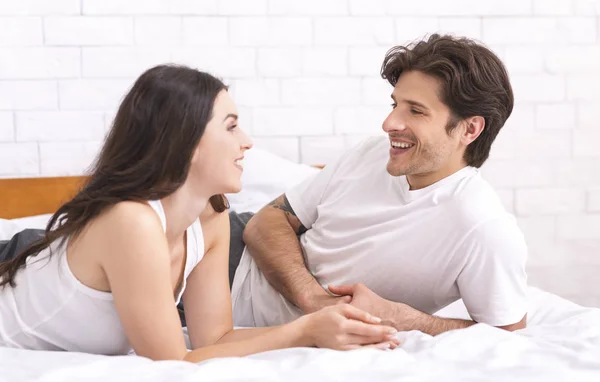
190, 90, 253, 195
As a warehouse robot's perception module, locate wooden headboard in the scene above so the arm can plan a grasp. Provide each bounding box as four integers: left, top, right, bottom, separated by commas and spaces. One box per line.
0, 176, 87, 219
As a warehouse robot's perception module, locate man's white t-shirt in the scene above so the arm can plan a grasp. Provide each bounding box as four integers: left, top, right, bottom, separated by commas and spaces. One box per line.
231, 136, 528, 328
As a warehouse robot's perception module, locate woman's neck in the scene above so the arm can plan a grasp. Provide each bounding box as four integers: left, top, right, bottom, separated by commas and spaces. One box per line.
159, 183, 209, 244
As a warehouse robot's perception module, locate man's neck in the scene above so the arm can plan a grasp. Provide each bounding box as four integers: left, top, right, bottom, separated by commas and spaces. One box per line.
406, 162, 469, 190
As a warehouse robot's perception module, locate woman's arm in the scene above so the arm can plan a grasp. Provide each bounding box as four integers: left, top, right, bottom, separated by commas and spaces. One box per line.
99, 201, 190, 360
99, 202, 398, 363
182, 207, 293, 345
181, 205, 236, 347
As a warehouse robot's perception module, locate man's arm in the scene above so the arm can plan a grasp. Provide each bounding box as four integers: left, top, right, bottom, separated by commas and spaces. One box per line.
329, 284, 526, 336
385, 301, 527, 336
243, 194, 347, 313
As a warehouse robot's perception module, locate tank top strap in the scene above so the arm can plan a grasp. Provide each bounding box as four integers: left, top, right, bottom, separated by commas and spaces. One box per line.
146, 200, 167, 233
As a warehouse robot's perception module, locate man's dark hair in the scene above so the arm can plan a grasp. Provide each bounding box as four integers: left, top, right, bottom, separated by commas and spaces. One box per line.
381, 33, 514, 168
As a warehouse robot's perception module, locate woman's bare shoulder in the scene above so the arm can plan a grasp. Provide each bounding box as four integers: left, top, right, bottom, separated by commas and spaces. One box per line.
84, 201, 167, 257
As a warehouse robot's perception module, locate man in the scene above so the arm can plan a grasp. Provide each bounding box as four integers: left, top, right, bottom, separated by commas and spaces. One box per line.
230, 34, 528, 336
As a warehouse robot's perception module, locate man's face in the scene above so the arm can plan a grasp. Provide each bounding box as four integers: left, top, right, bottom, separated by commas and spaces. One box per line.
382, 70, 467, 189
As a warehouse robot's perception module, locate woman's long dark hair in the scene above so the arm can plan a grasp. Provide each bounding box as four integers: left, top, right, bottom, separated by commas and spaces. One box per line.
0, 64, 229, 288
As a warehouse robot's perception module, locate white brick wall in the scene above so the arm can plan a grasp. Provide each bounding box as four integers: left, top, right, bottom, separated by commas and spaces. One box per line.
315, 17, 394, 45
171, 47, 256, 77
579, 103, 600, 129
0, 17, 43, 46
58, 79, 133, 110
0, 47, 80, 79
0, 80, 57, 110
39, 141, 102, 175
281, 78, 361, 105
230, 17, 312, 46
568, 75, 600, 100
589, 188, 600, 212
81, 0, 169, 15
182, 17, 228, 45
230, 79, 281, 107
252, 108, 333, 136
515, 189, 586, 215
0, 0, 598, 307
303, 48, 348, 76
535, 104, 576, 130
257, 48, 302, 77
81, 47, 170, 77
0, 0, 80, 16
0, 112, 14, 141
0, 142, 39, 175
44, 17, 134, 46
134, 16, 181, 45
269, 0, 348, 16
15, 112, 105, 142
168, 0, 218, 15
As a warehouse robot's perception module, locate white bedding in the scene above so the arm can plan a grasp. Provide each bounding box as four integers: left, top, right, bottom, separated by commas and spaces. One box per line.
2, 287, 600, 381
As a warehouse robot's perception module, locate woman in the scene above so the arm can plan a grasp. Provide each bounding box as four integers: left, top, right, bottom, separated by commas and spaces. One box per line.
0, 65, 399, 363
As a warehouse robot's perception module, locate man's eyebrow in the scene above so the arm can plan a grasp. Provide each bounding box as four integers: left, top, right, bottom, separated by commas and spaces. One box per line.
390, 95, 429, 110
406, 99, 429, 110
223, 113, 238, 122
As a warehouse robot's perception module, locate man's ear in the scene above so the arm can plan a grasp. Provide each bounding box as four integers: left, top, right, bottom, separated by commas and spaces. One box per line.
461, 116, 485, 146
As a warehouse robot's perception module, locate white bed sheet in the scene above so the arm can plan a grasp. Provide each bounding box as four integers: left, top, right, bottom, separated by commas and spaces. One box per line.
2, 287, 600, 381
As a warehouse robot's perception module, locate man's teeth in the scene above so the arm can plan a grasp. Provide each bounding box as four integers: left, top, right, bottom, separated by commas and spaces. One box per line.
391, 142, 414, 149
235, 159, 244, 167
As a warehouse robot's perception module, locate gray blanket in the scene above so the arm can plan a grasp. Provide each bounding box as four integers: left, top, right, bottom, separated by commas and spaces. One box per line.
0, 228, 44, 263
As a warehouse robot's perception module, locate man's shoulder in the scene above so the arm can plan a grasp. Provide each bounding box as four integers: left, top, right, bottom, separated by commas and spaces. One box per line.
444, 175, 525, 256
448, 171, 513, 228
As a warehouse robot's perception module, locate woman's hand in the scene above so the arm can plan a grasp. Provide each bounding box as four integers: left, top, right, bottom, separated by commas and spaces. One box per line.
297, 304, 401, 351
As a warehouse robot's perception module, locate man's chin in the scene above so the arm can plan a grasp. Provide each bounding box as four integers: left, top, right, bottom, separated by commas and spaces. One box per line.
386, 162, 408, 177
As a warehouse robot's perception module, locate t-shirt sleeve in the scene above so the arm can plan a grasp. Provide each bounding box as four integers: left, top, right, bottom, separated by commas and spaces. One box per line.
455, 215, 528, 327
285, 137, 379, 229
284, 155, 343, 230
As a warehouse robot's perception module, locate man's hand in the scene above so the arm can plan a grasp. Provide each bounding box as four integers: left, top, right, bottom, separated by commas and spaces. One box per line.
329, 283, 511, 336
328, 284, 406, 328
300, 288, 352, 314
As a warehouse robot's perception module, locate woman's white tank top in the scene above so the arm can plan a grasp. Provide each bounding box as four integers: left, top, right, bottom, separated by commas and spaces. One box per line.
0, 200, 204, 355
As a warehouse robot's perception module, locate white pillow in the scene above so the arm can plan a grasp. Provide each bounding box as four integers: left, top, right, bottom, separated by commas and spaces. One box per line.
12, 214, 53, 231
0, 219, 21, 241
0, 214, 53, 241
226, 148, 319, 213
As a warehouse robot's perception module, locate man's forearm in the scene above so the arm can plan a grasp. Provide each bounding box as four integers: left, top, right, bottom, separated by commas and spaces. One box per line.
243, 197, 324, 311
388, 303, 475, 336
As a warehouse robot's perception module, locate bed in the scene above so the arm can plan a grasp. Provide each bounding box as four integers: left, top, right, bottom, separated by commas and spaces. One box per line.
1, 150, 600, 381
